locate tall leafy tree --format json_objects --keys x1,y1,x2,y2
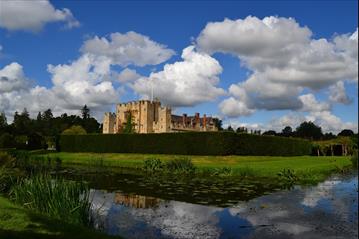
[
  {"x1": 263, "y1": 130, "x2": 277, "y2": 136},
  {"x1": 212, "y1": 118, "x2": 223, "y2": 131},
  {"x1": 0, "y1": 112, "x2": 7, "y2": 129},
  {"x1": 281, "y1": 126, "x2": 293, "y2": 137},
  {"x1": 226, "y1": 125, "x2": 234, "y2": 132},
  {"x1": 295, "y1": 121, "x2": 323, "y2": 140},
  {"x1": 338, "y1": 129, "x2": 354, "y2": 137},
  {"x1": 13, "y1": 108, "x2": 31, "y2": 135},
  {"x1": 81, "y1": 105, "x2": 90, "y2": 120}
]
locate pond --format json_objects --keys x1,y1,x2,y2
[{"x1": 59, "y1": 167, "x2": 358, "y2": 239}]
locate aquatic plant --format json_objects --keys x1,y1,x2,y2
[
  {"x1": 10, "y1": 174, "x2": 91, "y2": 226},
  {"x1": 165, "y1": 157, "x2": 195, "y2": 174},
  {"x1": 143, "y1": 158, "x2": 163, "y2": 172},
  {"x1": 210, "y1": 167, "x2": 233, "y2": 176},
  {"x1": 277, "y1": 169, "x2": 298, "y2": 189}
]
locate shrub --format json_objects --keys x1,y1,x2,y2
[
  {"x1": 143, "y1": 158, "x2": 163, "y2": 172},
  {"x1": 0, "y1": 133, "x2": 15, "y2": 148},
  {"x1": 277, "y1": 169, "x2": 298, "y2": 189},
  {"x1": 62, "y1": 125, "x2": 87, "y2": 135},
  {"x1": 209, "y1": 166, "x2": 232, "y2": 176},
  {"x1": 165, "y1": 157, "x2": 195, "y2": 174},
  {"x1": 59, "y1": 132, "x2": 312, "y2": 156}
]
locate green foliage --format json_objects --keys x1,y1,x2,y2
[
  {"x1": 232, "y1": 133, "x2": 312, "y2": 156},
  {"x1": 0, "y1": 151, "x2": 17, "y2": 193},
  {"x1": 59, "y1": 132, "x2": 312, "y2": 156},
  {"x1": 123, "y1": 113, "x2": 135, "y2": 134},
  {"x1": 296, "y1": 121, "x2": 323, "y2": 140},
  {"x1": 277, "y1": 169, "x2": 298, "y2": 188},
  {"x1": 0, "y1": 197, "x2": 117, "y2": 239},
  {"x1": 0, "y1": 132, "x2": 15, "y2": 148},
  {"x1": 0, "y1": 112, "x2": 7, "y2": 129},
  {"x1": 262, "y1": 130, "x2": 276, "y2": 136},
  {"x1": 5, "y1": 150, "x2": 62, "y2": 174},
  {"x1": 143, "y1": 158, "x2": 163, "y2": 172},
  {"x1": 10, "y1": 174, "x2": 91, "y2": 226},
  {"x1": 143, "y1": 157, "x2": 195, "y2": 174},
  {"x1": 165, "y1": 157, "x2": 195, "y2": 174},
  {"x1": 351, "y1": 149, "x2": 358, "y2": 169},
  {"x1": 209, "y1": 166, "x2": 232, "y2": 176},
  {"x1": 338, "y1": 129, "x2": 354, "y2": 137},
  {"x1": 62, "y1": 125, "x2": 87, "y2": 135},
  {"x1": 81, "y1": 105, "x2": 90, "y2": 120},
  {"x1": 281, "y1": 126, "x2": 293, "y2": 137},
  {"x1": 212, "y1": 118, "x2": 223, "y2": 131}
]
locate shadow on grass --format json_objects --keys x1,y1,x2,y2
[{"x1": 0, "y1": 199, "x2": 119, "y2": 239}]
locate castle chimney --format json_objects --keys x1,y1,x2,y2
[
  {"x1": 195, "y1": 113, "x2": 200, "y2": 128},
  {"x1": 182, "y1": 113, "x2": 187, "y2": 127},
  {"x1": 203, "y1": 114, "x2": 207, "y2": 130}
]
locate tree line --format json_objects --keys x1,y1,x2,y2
[
  {"x1": 222, "y1": 121, "x2": 356, "y2": 141},
  {"x1": 0, "y1": 105, "x2": 100, "y2": 149}
]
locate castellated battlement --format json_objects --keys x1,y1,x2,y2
[{"x1": 103, "y1": 100, "x2": 218, "y2": 134}]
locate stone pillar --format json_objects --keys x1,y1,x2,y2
[
  {"x1": 195, "y1": 113, "x2": 200, "y2": 129},
  {"x1": 182, "y1": 114, "x2": 187, "y2": 128}
]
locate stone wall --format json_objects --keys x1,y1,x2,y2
[{"x1": 103, "y1": 100, "x2": 218, "y2": 134}]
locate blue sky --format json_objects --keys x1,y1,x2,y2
[{"x1": 0, "y1": 0, "x2": 358, "y2": 133}]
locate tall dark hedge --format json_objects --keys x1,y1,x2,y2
[{"x1": 59, "y1": 132, "x2": 312, "y2": 156}]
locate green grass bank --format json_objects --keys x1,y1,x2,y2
[
  {"x1": 36, "y1": 152, "x2": 352, "y2": 183},
  {"x1": 0, "y1": 196, "x2": 119, "y2": 239}
]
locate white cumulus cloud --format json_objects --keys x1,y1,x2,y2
[
  {"x1": 0, "y1": 0, "x2": 80, "y2": 31},
  {"x1": 116, "y1": 68, "x2": 142, "y2": 83},
  {"x1": 132, "y1": 45, "x2": 225, "y2": 107},
  {"x1": 197, "y1": 16, "x2": 358, "y2": 116},
  {"x1": 0, "y1": 62, "x2": 30, "y2": 93},
  {"x1": 298, "y1": 94, "x2": 331, "y2": 112},
  {"x1": 329, "y1": 81, "x2": 352, "y2": 104},
  {"x1": 80, "y1": 31, "x2": 175, "y2": 67}
]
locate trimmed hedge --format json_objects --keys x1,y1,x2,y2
[{"x1": 59, "y1": 132, "x2": 312, "y2": 156}]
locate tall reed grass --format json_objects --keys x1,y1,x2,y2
[
  {"x1": 143, "y1": 157, "x2": 195, "y2": 174},
  {"x1": 10, "y1": 174, "x2": 91, "y2": 226}
]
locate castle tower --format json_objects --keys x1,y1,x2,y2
[{"x1": 103, "y1": 112, "x2": 116, "y2": 134}]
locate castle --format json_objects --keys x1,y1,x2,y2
[{"x1": 103, "y1": 100, "x2": 218, "y2": 134}]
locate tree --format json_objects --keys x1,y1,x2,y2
[
  {"x1": 123, "y1": 113, "x2": 135, "y2": 133},
  {"x1": 62, "y1": 125, "x2": 87, "y2": 135},
  {"x1": 226, "y1": 125, "x2": 234, "y2": 132},
  {"x1": 81, "y1": 105, "x2": 90, "y2": 120},
  {"x1": 295, "y1": 121, "x2": 323, "y2": 140},
  {"x1": 36, "y1": 112, "x2": 42, "y2": 121},
  {"x1": 13, "y1": 108, "x2": 31, "y2": 135},
  {"x1": 338, "y1": 129, "x2": 354, "y2": 137},
  {"x1": 0, "y1": 112, "x2": 7, "y2": 130},
  {"x1": 281, "y1": 126, "x2": 293, "y2": 137},
  {"x1": 212, "y1": 118, "x2": 223, "y2": 131},
  {"x1": 236, "y1": 127, "x2": 247, "y2": 133},
  {"x1": 42, "y1": 109, "x2": 53, "y2": 121},
  {"x1": 0, "y1": 133, "x2": 15, "y2": 148},
  {"x1": 262, "y1": 130, "x2": 277, "y2": 136},
  {"x1": 323, "y1": 132, "x2": 336, "y2": 140}
]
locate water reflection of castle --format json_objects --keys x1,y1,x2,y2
[{"x1": 114, "y1": 192, "x2": 161, "y2": 209}]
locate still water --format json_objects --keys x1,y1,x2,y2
[{"x1": 74, "y1": 170, "x2": 358, "y2": 239}]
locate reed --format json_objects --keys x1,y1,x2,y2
[
  {"x1": 165, "y1": 157, "x2": 195, "y2": 174},
  {"x1": 10, "y1": 174, "x2": 91, "y2": 226}
]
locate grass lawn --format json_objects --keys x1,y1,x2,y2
[
  {"x1": 36, "y1": 152, "x2": 353, "y2": 182},
  {"x1": 0, "y1": 196, "x2": 120, "y2": 239}
]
